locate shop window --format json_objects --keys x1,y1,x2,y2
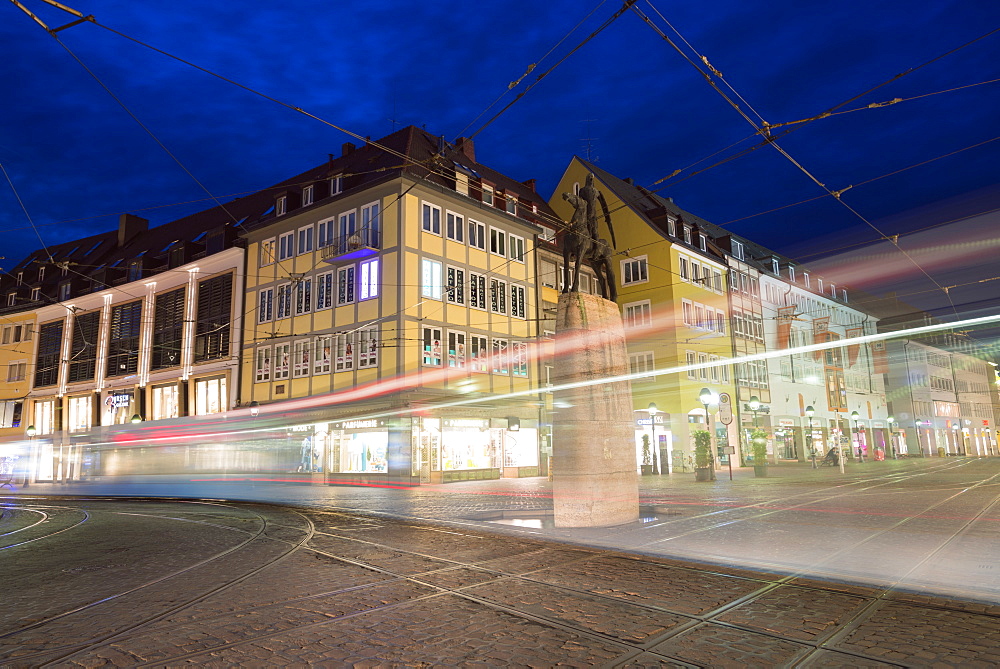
[
  {"x1": 314, "y1": 337, "x2": 332, "y2": 374},
  {"x1": 293, "y1": 339, "x2": 311, "y2": 377},
  {"x1": 255, "y1": 346, "x2": 272, "y2": 382},
  {"x1": 67, "y1": 395, "x2": 92, "y2": 432},
  {"x1": 194, "y1": 376, "x2": 227, "y2": 415},
  {"x1": 358, "y1": 326, "x2": 379, "y2": 368},
  {"x1": 511, "y1": 284, "x2": 526, "y2": 319},
  {"x1": 335, "y1": 332, "x2": 355, "y2": 371},
  {"x1": 274, "y1": 343, "x2": 290, "y2": 380},
  {"x1": 151, "y1": 384, "x2": 179, "y2": 420},
  {"x1": 422, "y1": 327, "x2": 442, "y2": 366},
  {"x1": 470, "y1": 335, "x2": 488, "y2": 373},
  {"x1": 448, "y1": 331, "x2": 466, "y2": 368}
]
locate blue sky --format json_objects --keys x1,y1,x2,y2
[{"x1": 2, "y1": 0, "x2": 998, "y2": 317}]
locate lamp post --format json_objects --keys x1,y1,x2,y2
[
  {"x1": 647, "y1": 402, "x2": 663, "y2": 475},
  {"x1": 915, "y1": 419, "x2": 928, "y2": 456},
  {"x1": 130, "y1": 414, "x2": 143, "y2": 424},
  {"x1": 748, "y1": 395, "x2": 761, "y2": 427},
  {"x1": 851, "y1": 411, "x2": 862, "y2": 462},
  {"x1": 806, "y1": 406, "x2": 816, "y2": 468},
  {"x1": 24, "y1": 425, "x2": 36, "y2": 488},
  {"x1": 699, "y1": 389, "x2": 717, "y2": 480},
  {"x1": 887, "y1": 416, "x2": 897, "y2": 459},
  {"x1": 249, "y1": 401, "x2": 260, "y2": 418}
]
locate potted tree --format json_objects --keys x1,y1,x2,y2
[
  {"x1": 751, "y1": 428, "x2": 768, "y2": 477},
  {"x1": 640, "y1": 434, "x2": 654, "y2": 476},
  {"x1": 693, "y1": 429, "x2": 714, "y2": 482}
]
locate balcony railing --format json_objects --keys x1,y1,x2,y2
[{"x1": 321, "y1": 228, "x2": 381, "y2": 262}]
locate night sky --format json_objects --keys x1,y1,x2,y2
[{"x1": 3, "y1": 0, "x2": 998, "y2": 322}]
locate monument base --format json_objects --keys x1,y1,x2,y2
[{"x1": 552, "y1": 292, "x2": 639, "y2": 527}]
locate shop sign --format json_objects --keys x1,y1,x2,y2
[
  {"x1": 635, "y1": 415, "x2": 665, "y2": 426},
  {"x1": 443, "y1": 418, "x2": 489, "y2": 429},
  {"x1": 336, "y1": 419, "x2": 384, "y2": 430},
  {"x1": 718, "y1": 393, "x2": 733, "y2": 425},
  {"x1": 105, "y1": 393, "x2": 132, "y2": 409},
  {"x1": 778, "y1": 418, "x2": 795, "y2": 427},
  {"x1": 871, "y1": 421, "x2": 885, "y2": 428}
]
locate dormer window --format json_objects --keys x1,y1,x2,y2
[
  {"x1": 302, "y1": 185, "x2": 314, "y2": 206},
  {"x1": 330, "y1": 175, "x2": 343, "y2": 196},
  {"x1": 505, "y1": 194, "x2": 517, "y2": 215},
  {"x1": 276, "y1": 196, "x2": 287, "y2": 217},
  {"x1": 841, "y1": 289, "x2": 848, "y2": 303},
  {"x1": 6, "y1": 293, "x2": 14, "y2": 306},
  {"x1": 38, "y1": 266, "x2": 45, "y2": 282},
  {"x1": 61, "y1": 265, "x2": 69, "y2": 277},
  {"x1": 15, "y1": 272, "x2": 22, "y2": 284},
  {"x1": 772, "y1": 258, "x2": 780, "y2": 274},
  {"x1": 31, "y1": 287, "x2": 40, "y2": 301},
  {"x1": 683, "y1": 226, "x2": 692, "y2": 244},
  {"x1": 667, "y1": 217, "x2": 676, "y2": 236},
  {"x1": 818, "y1": 278, "x2": 824, "y2": 292},
  {"x1": 787, "y1": 265, "x2": 796, "y2": 282},
  {"x1": 830, "y1": 283, "x2": 836, "y2": 298},
  {"x1": 803, "y1": 272, "x2": 810, "y2": 288},
  {"x1": 482, "y1": 184, "x2": 494, "y2": 206},
  {"x1": 58, "y1": 283, "x2": 71, "y2": 301},
  {"x1": 698, "y1": 233, "x2": 707, "y2": 251},
  {"x1": 732, "y1": 240, "x2": 744, "y2": 260}
]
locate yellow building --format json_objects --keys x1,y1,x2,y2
[
  {"x1": 241, "y1": 127, "x2": 553, "y2": 484},
  {"x1": 549, "y1": 158, "x2": 738, "y2": 472}
]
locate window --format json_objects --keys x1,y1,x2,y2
[
  {"x1": 667, "y1": 218, "x2": 676, "y2": 236},
  {"x1": 67, "y1": 311, "x2": 99, "y2": 383},
  {"x1": 152, "y1": 287, "x2": 185, "y2": 369},
  {"x1": 261, "y1": 238, "x2": 276, "y2": 265},
  {"x1": 278, "y1": 232, "x2": 294, "y2": 261},
  {"x1": 682, "y1": 299, "x2": 693, "y2": 326},
  {"x1": 511, "y1": 284, "x2": 526, "y2": 319},
  {"x1": 772, "y1": 258, "x2": 780, "y2": 274},
  {"x1": 732, "y1": 240, "x2": 745, "y2": 260},
  {"x1": 421, "y1": 259, "x2": 442, "y2": 299},
  {"x1": 540, "y1": 260, "x2": 558, "y2": 289},
  {"x1": 695, "y1": 304, "x2": 706, "y2": 329},
  {"x1": 683, "y1": 226, "x2": 692, "y2": 244},
  {"x1": 448, "y1": 331, "x2": 466, "y2": 368},
  {"x1": 691, "y1": 262, "x2": 700, "y2": 285},
  {"x1": 713, "y1": 270, "x2": 723, "y2": 292},
  {"x1": 32, "y1": 287, "x2": 42, "y2": 302},
  {"x1": 803, "y1": 273, "x2": 810, "y2": 288},
  {"x1": 698, "y1": 233, "x2": 707, "y2": 251},
  {"x1": 337, "y1": 266, "x2": 356, "y2": 305},
  {"x1": 482, "y1": 184, "x2": 494, "y2": 206},
  {"x1": 255, "y1": 346, "x2": 271, "y2": 382},
  {"x1": 274, "y1": 343, "x2": 290, "y2": 379},
  {"x1": 505, "y1": 194, "x2": 517, "y2": 215},
  {"x1": 15, "y1": 272, "x2": 22, "y2": 284},
  {"x1": 297, "y1": 227, "x2": 314, "y2": 255},
  {"x1": 38, "y1": 266, "x2": 45, "y2": 282},
  {"x1": 490, "y1": 279, "x2": 507, "y2": 314},
  {"x1": 470, "y1": 335, "x2": 488, "y2": 372},
  {"x1": 698, "y1": 353, "x2": 708, "y2": 380},
  {"x1": 359, "y1": 258, "x2": 379, "y2": 300},
  {"x1": 335, "y1": 333, "x2": 354, "y2": 371},
  {"x1": 276, "y1": 196, "x2": 287, "y2": 216},
  {"x1": 422, "y1": 202, "x2": 441, "y2": 234},
  {"x1": 276, "y1": 283, "x2": 292, "y2": 319},
  {"x1": 679, "y1": 257, "x2": 688, "y2": 281},
  {"x1": 623, "y1": 301, "x2": 651, "y2": 328},
  {"x1": 469, "y1": 219, "x2": 486, "y2": 250},
  {"x1": 358, "y1": 325, "x2": 379, "y2": 368},
  {"x1": 295, "y1": 278, "x2": 312, "y2": 314},
  {"x1": 6, "y1": 361, "x2": 26, "y2": 383},
  {"x1": 512, "y1": 341, "x2": 528, "y2": 377},
  {"x1": 509, "y1": 234, "x2": 525, "y2": 262},
  {"x1": 6, "y1": 294, "x2": 14, "y2": 307},
  {"x1": 710, "y1": 355, "x2": 720, "y2": 382},
  {"x1": 257, "y1": 288, "x2": 274, "y2": 323},
  {"x1": 469, "y1": 272, "x2": 487, "y2": 310},
  {"x1": 330, "y1": 175, "x2": 343, "y2": 195},
  {"x1": 622, "y1": 256, "x2": 648, "y2": 284},
  {"x1": 361, "y1": 201, "x2": 381, "y2": 247},
  {"x1": 422, "y1": 326, "x2": 442, "y2": 366},
  {"x1": 314, "y1": 336, "x2": 332, "y2": 374},
  {"x1": 788, "y1": 265, "x2": 796, "y2": 282},
  {"x1": 302, "y1": 185, "x2": 314, "y2": 206},
  {"x1": 339, "y1": 210, "x2": 357, "y2": 240},
  {"x1": 817, "y1": 279, "x2": 823, "y2": 293},
  {"x1": 629, "y1": 352, "x2": 655, "y2": 382},
  {"x1": 686, "y1": 351, "x2": 697, "y2": 379},
  {"x1": 316, "y1": 271, "x2": 333, "y2": 309},
  {"x1": 446, "y1": 266, "x2": 466, "y2": 304},
  {"x1": 492, "y1": 338, "x2": 509, "y2": 374},
  {"x1": 446, "y1": 211, "x2": 464, "y2": 242},
  {"x1": 35, "y1": 321, "x2": 63, "y2": 387},
  {"x1": 194, "y1": 273, "x2": 233, "y2": 363},
  {"x1": 107, "y1": 301, "x2": 142, "y2": 376},
  {"x1": 317, "y1": 219, "x2": 335, "y2": 249},
  {"x1": 490, "y1": 227, "x2": 507, "y2": 256}
]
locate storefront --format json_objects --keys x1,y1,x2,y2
[
  {"x1": 329, "y1": 418, "x2": 389, "y2": 474},
  {"x1": 634, "y1": 414, "x2": 669, "y2": 474},
  {"x1": 67, "y1": 394, "x2": 93, "y2": 433},
  {"x1": 412, "y1": 416, "x2": 537, "y2": 483},
  {"x1": 151, "y1": 383, "x2": 181, "y2": 420},
  {"x1": 103, "y1": 390, "x2": 138, "y2": 425},
  {"x1": 194, "y1": 375, "x2": 227, "y2": 415},
  {"x1": 774, "y1": 418, "x2": 798, "y2": 460}
]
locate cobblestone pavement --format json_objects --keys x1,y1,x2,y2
[{"x1": 2, "y1": 496, "x2": 999, "y2": 667}]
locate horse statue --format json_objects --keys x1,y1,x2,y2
[
  {"x1": 589, "y1": 237, "x2": 617, "y2": 301},
  {"x1": 560, "y1": 192, "x2": 592, "y2": 294}
]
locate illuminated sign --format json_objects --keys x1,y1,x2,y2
[
  {"x1": 337, "y1": 419, "x2": 383, "y2": 430},
  {"x1": 443, "y1": 419, "x2": 489, "y2": 429},
  {"x1": 105, "y1": 393, "x2": 132, "y2": 409}
]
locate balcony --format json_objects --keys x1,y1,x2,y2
[{"x1": 321, "y1": 229, "x2": 380, "y2": 263}]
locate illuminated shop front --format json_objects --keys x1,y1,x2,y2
[
  {"x1": 67, "y1": 395, "x2": 93, "y2": 433},
  {"x1": 151, "y1": 383, "x2": 180, "y2": 420},
  {"x1": 415, "y1": 417, "x2": 538, "y2": 483},
  {"x1": 194, "y1": 375, "x2": 227, "y2": 415},
  {"x1": 328, "y1": 419, "x2": 389, "y2": 474},
  {"x1": 103, "y1": 390, "x2": 137, "y2": 425}
]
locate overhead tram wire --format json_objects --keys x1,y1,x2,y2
[
  {"x1": 464, "y1": 0, "x2": 639, "y2": 142},
  {"x1": 455, "y1": 0, "x2": 611, "y2": 140},
  {"x1": 632, "y1": 2, "x2": 966, "y2": 321},
  {"x1": 1, "y1": 161, "x2": 54, "y2": 264}
]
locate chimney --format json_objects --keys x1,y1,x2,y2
[
  {"x1": 118, "y1": 213, "x2": 148, "y2": 248},
  {"x1": 521, "y1": 178, "x2": 536, "y2": 193},
  {"x1": 455, "y1": 137, "x2": 476, "y2": 162},
  {"x1": 341, "y1": 142, "x2": 356, "y2": 157},
  {"x1": 624, "y1": 177, "x2": 634, "y2": 185}
]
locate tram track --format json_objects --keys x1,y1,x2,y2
[{"x1": 0, "y1": 497, "x2": 315, "y2": 667}]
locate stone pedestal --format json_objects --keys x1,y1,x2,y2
[{"x1": 552, "y1": 292, "x2": 639, "y2": 527}]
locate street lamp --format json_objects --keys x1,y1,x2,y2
[
  {"x1": 887, "y1": 416, "x2": 897, "y2": 459},
  {"x1": 24, "y1": 425, "x2": 36, "y2": 488},
  {"x1": 130, "y1": 414, "x2": 143, "y2": 424},
  {"x1": 805, "y1": 405, "x2": 816, "y2": 468},
  {"x1": 748, "y1": 395, "x2": 761, "y2": 427},
  {"x1": 699, "y1": 389, "x2": 717, "y2": 481},
  {"x1": 249, "y1": 400, "x2": 260, "y2": 418},
  {"x1": 646, "y1": 402, "x2": 670, "y2": 474},
  {"x1": 26, "y1": 425, "x2": 36, "y2": 438},
  {"x1": 850, "y1": 411, "x2": 862, "y2": 462}
]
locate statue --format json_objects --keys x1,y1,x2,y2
[{"x1": 561, "y1": 173, "x2": 618, "y2": 301}]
